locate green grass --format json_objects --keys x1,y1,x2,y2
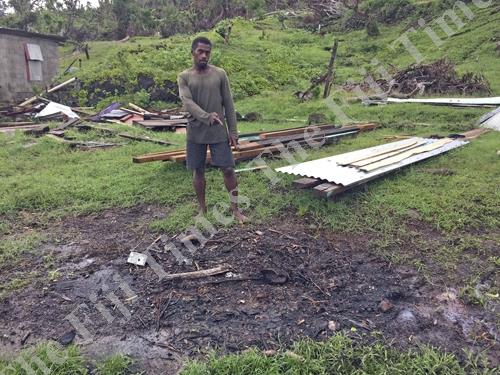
[
  {"x1": 181, "y1": 334, "x2": 494, "y2": 374},
  {"x1": 0, "y1": 231, "x2": 44, "y2": 267},
  {"x1": 0, "y1": 343, "x2": 133, "y2": 375},
  {"x1": 95, "y1": 355, "x2": 133, "y2": 375},
  {"x1": 2, "y1": 336, "x2": 493, "y2": 374}
]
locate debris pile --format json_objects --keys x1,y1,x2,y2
[
  {"x1": 0, "y1": 77, "x2": 187, "y2": 148},
  {"x1": 346, "y1": 59, "x2": 491, "y2": 98}
]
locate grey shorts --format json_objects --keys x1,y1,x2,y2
[{"x1": 186, "y1": 140, "x2": 235, "y2": 170}]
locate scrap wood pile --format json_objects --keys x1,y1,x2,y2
[
  {"x1": 278, "y1": 128, "x2": 488, "y2": 200},
  {"x1": 345, "y1": 59, "x2": 491, "y2": 99},
  {"x1": 132, "y1": 122, "x2": 378, "y2": 164},
  {"x1": 89, "y1": 102, "x2": 188, "y2": 132}
]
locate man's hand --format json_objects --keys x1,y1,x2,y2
[
  {"x1": 229, "y1": 134, "x2": 239, "y2": 149},
  {"x1": 209, "y1": 112, "x2": 223, "y2": 126}
]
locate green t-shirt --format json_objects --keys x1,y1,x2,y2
[{"x1": 178, "y1": 65, "x2": 237, "y2": 144}]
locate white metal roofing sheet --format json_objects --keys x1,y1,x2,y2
[
  {"x1": 387, "y1": 97, "x2": 500, "y2": 105},
  {"x1": 276, "y1": 138, "x2": 468, "y2": 186}
]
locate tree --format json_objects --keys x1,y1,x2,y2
[
  {"x1": 112, "y1": 0, "x2": 134, "y2": 39},
  {"x1": 0, "y1": 0, "x2": 8, "y2": 16},
  {"x1": 8, "y1": 0, "x2": 41, "y2": 30}
]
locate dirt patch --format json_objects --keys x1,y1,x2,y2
[{"x1": 0, "y1": 207, "x2": 498, "y2": 373}]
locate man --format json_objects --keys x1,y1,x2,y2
[{"x1": 178, "y1": 36, "x2": 247, "y2": 223}]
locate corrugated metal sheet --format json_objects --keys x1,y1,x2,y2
[
  {"x1": 478, "y1": 106, "x2": 500, "y2": 131},
  {"x1": 387, "y1": 97, "x2": 500, "y2": 106},
  {"x1": 276, "y1": 138, "x2": 468, "y2": 186}
]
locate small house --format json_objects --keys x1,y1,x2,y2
[{"x1": 0, "y1": 27, "x2": 65, "y2": 104}]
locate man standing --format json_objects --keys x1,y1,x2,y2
[{"x1": 178, "y1": 36, "x2": 247, "y2": 223}]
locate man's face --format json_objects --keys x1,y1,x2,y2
[{"x1": 192, "y1": 43, "x2": 211, "y2": 69}]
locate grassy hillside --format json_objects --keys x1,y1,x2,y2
[{"x1": 58, "y1": 3, "x2": 500, "y2": 109}]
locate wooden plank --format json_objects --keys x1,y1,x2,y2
[
  {"x1": 76, "y1": 124, "x2": 117, "y2": 135},
  {"x1": 134, "y1": 119, "x2": 188, "y2": 127},
  {"x1": 54, "y1": 118, "x2": 81, "y2": 131},
  {"x1": 461, "y1": 128, "x2": 489, "y2": 139},
  {"x1": 349, "y1": 141, "x2": 426, "y2": 167},
  {"x1": 48, "y1": 130, "x2": 66, "y2": 137},
  {"x1": 24, "y1": 125, "x2": 49, "y2": 136},
  {"x1": 118, "y1": 133, "x2": 174, "y2": 145},
  {"x1": 259, "y1": 123, "x2": 338, "y2": 139},
  {"x1": 235, "y1": 165, "x2": 268, "y2": 173},
  {"x1": 313, "y1": 183, "x2": 345, "y2": 199},
  {"x1": 360, "y1": 138, "x2": 454, "y2": 172},
  {"x1": 338, "y1": 138, "x2": 420, "y2": 166},
  {"x1": 47, "y1": 77, "x2": 77, "y2": 94},
  {"x1": 255, "y1": 126, "x2": 358, "y2": 147},
  {"x1": 161, "y1": 265, "x2": 231, "y2": 281},
  {"x1": 292, "y1": 177, "x2": 323, "y2": 189},
  {"x1": 351, "y1": 123, "x2": 378, "y2": 132},
  {"x1": 0, "y1": 124, "x2": 44, "y2": 132},
  {"x1": 0, "y1": 121, "x2": 34, "y2": 128},
  {"x1": 121, "y1": 107, "x2": 144, "y2": 116}
]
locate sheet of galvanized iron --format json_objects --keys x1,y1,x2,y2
[
  {"x1": 276, "y1": 138, "x2": 468, "y2": 186},
  {"x1": 387, "y1": 97, "x2": 500, "y2": 106}
]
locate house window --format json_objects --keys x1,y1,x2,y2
[{"x1": 24, "y1": 43, "x2": 44, "y2": 81}]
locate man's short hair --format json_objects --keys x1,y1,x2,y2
[{"x1": 191, "y1": 36, "x2": 212, "y2": 51}]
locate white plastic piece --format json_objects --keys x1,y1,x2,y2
[{"x1": 127, "y1": 251, "x2": 147, "y2": 266}]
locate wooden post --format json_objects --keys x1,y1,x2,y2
[{"x1": 323, "y1": 39, "x2": 339, "y2": 99}]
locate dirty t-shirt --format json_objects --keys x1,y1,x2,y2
[{"x1": 177, "y1": 65, "x2": 237, "y2": 144}]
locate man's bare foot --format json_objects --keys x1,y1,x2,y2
[
  {"x1": 199, "y1": 205, "x2": 207, "y2": 216},
  {"x1": 233, "y1": 210, "x2": 248, "y2": 224}
]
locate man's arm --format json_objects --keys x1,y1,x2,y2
[
  {"x1": 178, "y1": 74, "x2": 211, "y2": 125},
  {"x1": 221, "y1": 71, "x2": 237, "y2": 137}
]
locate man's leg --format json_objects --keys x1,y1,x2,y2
[
  {"x1": 210, "y1": 141, "x2": 247, "y2": 223},
  {"x1": 186, "y1": 141, "x2": 208, "y2": 215},
  {"x1": 193, "y1": 168, "x2": 207, "y2": 214},
  {"x1": 222, "y1": 167, "x2": 247, "y2": 223}
]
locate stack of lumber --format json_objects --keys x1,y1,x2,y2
[{"x1": 132, "y1": 123, "x2": 377, "y2": 164}]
